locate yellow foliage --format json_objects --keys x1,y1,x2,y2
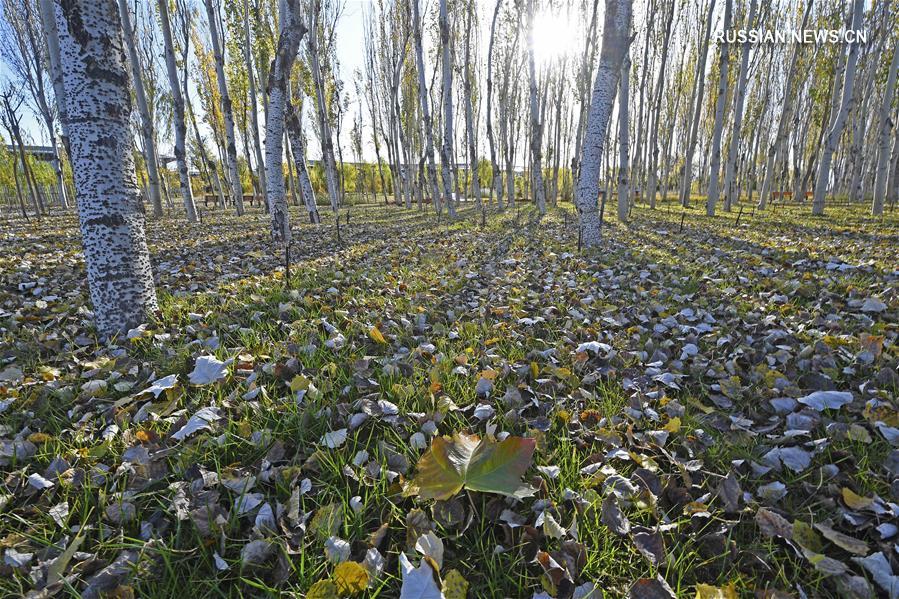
[
  {"x1": 333, "y1": 561, "x2": 369, "y2": 596},
  {"x1": 443, "y1": 569, "x2": 469, "y2": 599},
  {"x1": 306, "y1": 580, "x2": 339, "y2": 599}
]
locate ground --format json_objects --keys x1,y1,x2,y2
[{"x1": 0, "y1": 199, "x2": 897, "y2": 598}]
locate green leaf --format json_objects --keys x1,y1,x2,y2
[{"x1": 407, "y1": 433, "x2": 536, "y2": 501}]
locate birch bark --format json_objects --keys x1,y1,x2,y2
[
  {"x1": 265, "y1": 0, "x2": 306, "y2": 242},
  {"x1": 158, "y1": 0, "x2": 198, "y2": 222},
  {"x1": 203, "y1": 0, "x2": 245, "y2": 215},
  {"x1": 54, "y1": 0, "x2": 158, "y2": 337},
  {"x1": 705, "y1": 0, "x2": 732, "y2": 215},
  {"x1": 525, "y1": 0, "x2": 545, "y2": 213},
  {"x1": 117, "y1": 0, "x2": 163, "y2": 218},
  {"x1": 872, "y1": 38, "x2": 898, "y2": 215},
  {"x1": 813, "y1": 0, "x2": 864, "y2": 215},
  {"x1": 575, "y1": 0, "x2": 631, "y2": 247}
]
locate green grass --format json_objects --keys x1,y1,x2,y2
[{"x1": 0, "y1": 198, "x2": 896, "y2": 597}]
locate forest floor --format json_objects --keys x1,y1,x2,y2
[{"x1": 0, "y1": 199, "x2": 897, "y2": 598}]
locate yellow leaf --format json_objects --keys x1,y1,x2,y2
[
  {"x1": 695, "y1": 582, "x2": 737, "y2": 599},
  {"x1": 663, "y1": 417, "x2": 681, "y2": 433},
  {"x1": 479, "y1": 369, "x2": 499, "y2": 381},
  {"x1": 842, "y1": 488, "x2": 873, "y2": 510},
  {"x1": 369, "y1": 326, "x2": 387, "y2": 344},
  {"x1": 289, "y1": 375, "x2": 310, "y2": 393},
  {"x1": 443, "y1": 569, "x2": 469, "y2": 599},
  {"x1": 333, "y1": 561, "x2": 368, "y2": 596},
  {"x1": 306, "y1": 580, "x2": 339, "y2": 599}
]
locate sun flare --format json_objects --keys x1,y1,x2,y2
[{"x1": 531, "y1": 8, "x2": 580, "y2": 65}]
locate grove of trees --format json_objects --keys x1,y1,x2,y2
[{"x1": 0, "y1": 0, "x2": 897, "y2": 334}]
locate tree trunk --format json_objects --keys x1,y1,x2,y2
[
  {"x1": 722, "y1": 0, "x2": 756, "y2": 212},
  {"x1": 645, "y1": 0, "x2": 675, "y2": 210},
  {"x1": 813, "y1": 0, "x2": 864, "y2": 216},
  {"x1": 244, "y1": 0, "x2": 267, "y2": 202},
  {"x1": 439, "y1": 0, "x2": 456, "y2": 217},
  {"x1": 617, "y1": 51, "x2": 630, "y2": 222},
  {"x1": 525, "y1": 0, "x2": 545, "y2": 214},
  {"x1": 308, "y1": 1, "x2": 340, "y2": 214},
  {"x1": 678, "y1": 0, "x2": 715, "y2": 207},
  {"x1": 37, "y1": 0, "x2": 70, "y2": 161},
  {"x1": 118, "y1": 0, "x2": 163, "y2": 218},
  {"x1": 203, "y1": 0, "x2": 245, "y2": 215},
  {"x1": 266, "y1": 0, "x2": 306, "y2": 242},
  {"x1": 706, "y1": 0, "x2": 732, "y2": 216},
  {"x1": 872, "y1": 38, "x2": 899, "y2": 215},
  {"x1": 410, "y1": 0, "x2": 443, "y2": 213},
  {"x1": 462, "y1": 0, "x2": 480, "y2": 207},
  {"x1": 575, "y1": 0, "x2": 631, "y2": 247},
  {"x1": 55, "y1": 0, "x2": 158, "y2": 337},
  {"x1": 158, "y1": 0, "x2": 198, "y2": 222},
  {"x1": 486, "y1": 0, "x2": 503, "y2": 210},
  {"x1": 286, "y1": 91, "x2": 321, "y2": 224}
]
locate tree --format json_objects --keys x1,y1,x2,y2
[
  {"x1": 158, "y1": 0, "x2": 199, "y2": 222},
  {"x1": 813, "y1": 0, "x2": 864, "y2": 216},
  {"x1": 410, "y1": 0, "x2": 443, "y2": 213},
  {"x1": 616, "y1": 50, "x2": 630, "y2": 222},
  {"x1": 524, "y1": 0, "x2": 545, "y2": 214},
  {"x1": 872, "y1": 35, "x2": 898, "y2": 216},
  {"x1": 758, "y1": 0, "x2": 812, "y2": 211},
  {"x1": 461, "y1": 0, "x2": 480, "y2": 207},
  {"x1": 485, "y1": 0, "x2": 504, "y2": 209},
  {"x1": 705, "y1": 0, "x2": 732, "y2": 216},
  {"x1": 1, "y1": 0, "x2": 69, "y2": 210},
  {"x1": 203, "y1": 0, "x2": 245, "y2": 215},
  {"x1": 242, "y1": 0, "x2": 267, "y2": 202},
  {"x1": 678, "y1": 0, "x2": 715, "y2": 208},
  {"x1": 266, "y1": 0, "x2": 306, "y2": 243},
  {"x1": 721, "y1": 0, "x2": 756, "y2": 212},
  {"x1": 52, "y1": 0, "x2": 158, "y2": 337},
  {"x1": 438, "y1": 0, "x2": 456, "y2": 217},
  {"x1": 575, "y1": 0, "x2": 631, "y2": 248},
  {"x1": 117, "y1": 0, "x2": 164, "y2": 218},
  {"x1": 307, "y1": 0, "x2": 340, "y2": 214}
]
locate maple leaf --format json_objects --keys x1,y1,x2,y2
[{"x1": 406, "y1": 433, "x2": 536, "y2": 500}]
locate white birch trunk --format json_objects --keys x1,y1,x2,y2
[
  {"x1": 286, "y1": 92, "x2": 321, "y2": 224},
  {"x1": 872, "y1": 39, "x2": 899, "y2": 216},
  {"x1": 706, "y1": 0, "x2": 732, "y2": 216},
  {"x1": 439, "y1": 0, "x2": 456, "y2": 217},
  {"x1": 243, "y1": 0, "x2": 267, "y2": 201},
  {"x1": 410, "y1": 0, "x2": 444, "y2": 212},
  {"x1": 525, "y1": 0, "x2": 545, "y2": 214},
  {"x1": 678, "y1": 0, "x2": 715, "y2": 207},
  {"x1": 308, "y1": 2, "x2": 339, "y2": 213},
  {"x1": 158, "y1": 0, "x2": 198, "y2": 222},
  {"x1": 117, "y1": 0, "x2": 163, "y2": 218},
  {"x1": 722, "y1": 0, "x2": 755, "y2": 212},
  {"x1": 38, "y1": 0, "x2": 69, "y2": 159},
  {"x1": 204, "y1": 0, "x2": 245, "y2": 215},
  {"x1": 645, "y1": 0, "x2": 674, "y2": 210},
  {"x1": 266, "y1": 0, "x2": 306, "y2": 242},
  {"x1": 575, "y1": 0, "x2": 631, "y2": 247},
  {"x1": 617, "y1": 51, "x2": 630, "y2": 222},
  {"x1": 813, "y1": 0, "x2": 864, "y2": 216},
  {"x1": 486, "y1": 0, "x2": 503, "y2": 209},
  {"x1": 462, "y1": 0, "x2": 480, "y2": 206},
  {"x1": 54, "y1": 0, "x2": 158, "y2": 337}
]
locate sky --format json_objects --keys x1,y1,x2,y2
[{"x1": 1, "y1": 0, "x2": 589, "y2": 164}]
